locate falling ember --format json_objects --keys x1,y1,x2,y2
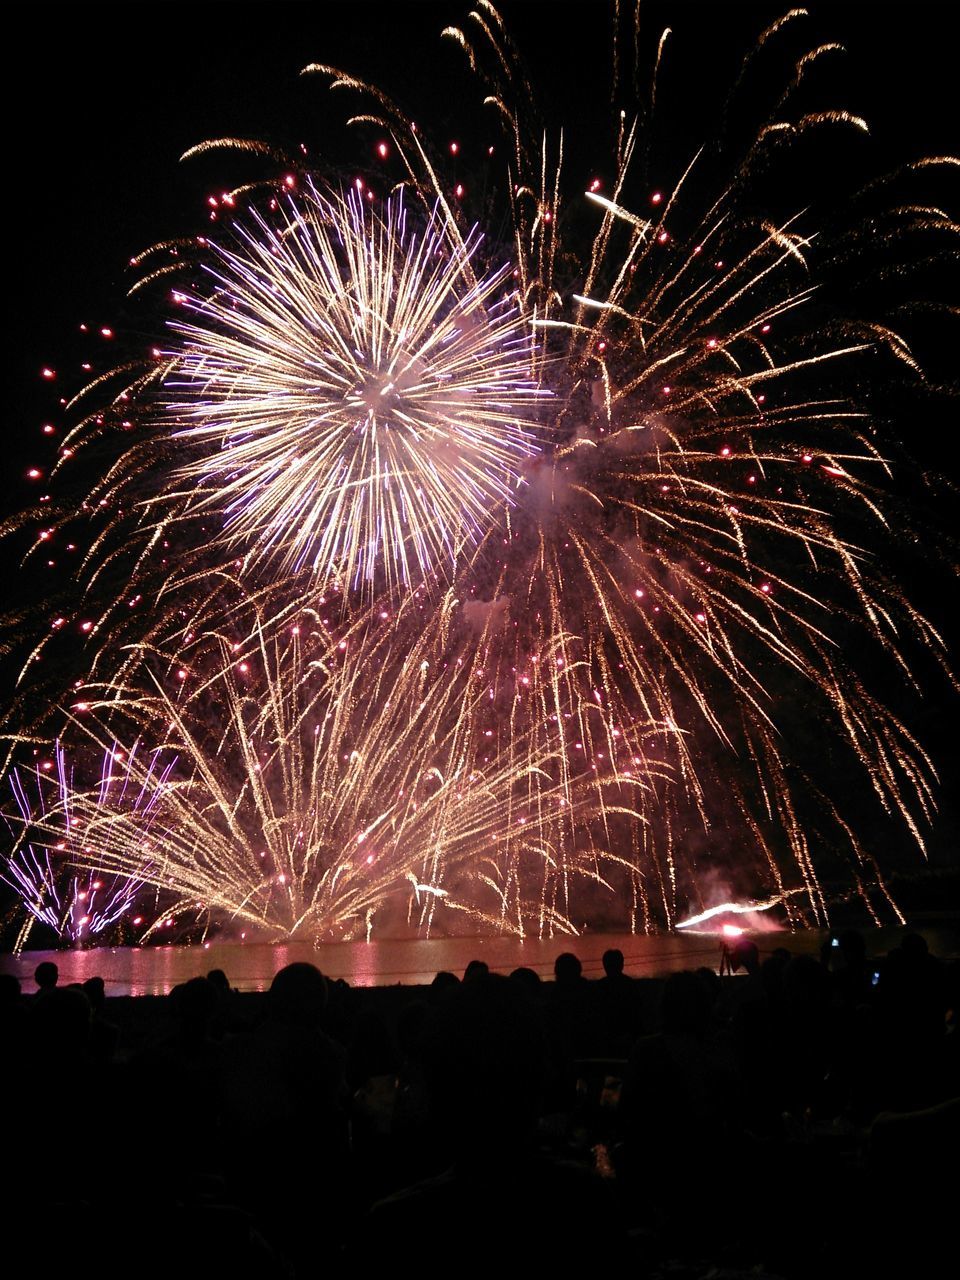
[
  {"x1": 37, "y1": 613, "x2": 634, "y2": 941},
  {"x1": 1, "y1": 742, "x2": 169, "y2": 943},
  {"x1": 1, "y1": 4, "x2": 950, "y2": 942}
]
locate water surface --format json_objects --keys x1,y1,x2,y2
[{"x1": 4, "y1": 920, "x2": 956, "y2": 995}]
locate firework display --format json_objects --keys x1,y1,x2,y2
[
  {"x1": 13, "y1": 610, "x2": 643, "y2": 940},
  {"x1": 165, "y1": 183, "x2": 544, "y2": 592},
  {"x1": 2, "y1": 4, "x2": 955, "y2": 945},
  {"x1": 1, "y1": 743, "x2": 168, "y2": 947}
]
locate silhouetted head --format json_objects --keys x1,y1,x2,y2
[
  {"x1": 602, "y1": 948, "x2": 625, "y2": 978},
  {"x1": 82, "y1": 976, "x2": 106, "y2": 1012},
  {"x1": 432, "y1": 970, "x2": 460, "y2": 992},
  {"x1": 268, "y1": 962, "x2": 328, "y2": 1027},
  {"x1": 32, "y1": 986, "x2": 91, "y2": 1055},
  {"x1": 207, "y1": 968, "x2": 230, "y2": 992},
  {"x1": 837, "y1": 930, "x2": 866, "y2": 967},
  {"x1": 901, "y1": 932, "x2": 929, "y2": 960},
  {"x1": 729, "y1": 939, "x2": 760, "y2": 975},
  {"x1": 463, "y1": 959, "x2": 490, "y2": 983},
  {"x1": 0, "y1": 973, "x2": 21, "y2": 1005},
  {"x1": 762, "y1": 950, "x2": 789, "y2": 996},
  {"x1": 173, "y1": 976, "x2": 218, "y2": 1036},
  {"x1": 422, "y1": 974, "x2": 545, "y2": 1152},
  {"x1": 509, "y1": 966, "x2": 542, "y2": 994},
  {"x1": 554, "y1": 952, "x2": 582, "y2": 984},
  {"x1": 34, "y1": 961, "x2": 58, "y2": 991},
  {"x1": 782, "y1": 953, "x2": 830, "y2": 1006},
  {"x1": 660, "y1": 970, "x2": 711, "y2": 1037}
]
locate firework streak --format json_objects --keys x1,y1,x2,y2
[
  {"x1": 15, "y1": 612, "x2": 641, "y2": 939},
  {"x1": 2, "y1": 743, "x2": 169, "y2": 944},
  {"x1": 3, "y1": 4, "x2": 956, "y2": 940},
  {"x1": 165, "y1": 184, "x2": 544, "y2": 592}
]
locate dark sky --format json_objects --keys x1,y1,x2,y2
[
  {"x1": 11, "y1": 1, "x2": 958, "y2": 480},
  {"x1": 5, "y1": 1, "x2": 959, "y2": 886}
]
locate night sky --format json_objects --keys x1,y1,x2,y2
[
  {"x1": 11, "y1": 3, "x2": 958, "y2": 503},
  {"x1": 13, "y1": 3, "x2": 958, "y2": 454},
  {"x1": 5, "y1": 1, "x2": 960, "y2": 921},
  {"x1": 13, "y1": 1, "x2": 958, "y2": 454}
]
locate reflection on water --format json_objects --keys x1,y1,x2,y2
[{"x1": 2, "y1": 922, "x2": 956, "y2": 996}]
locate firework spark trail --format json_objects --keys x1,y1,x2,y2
[
  {"x1": 49, "y1": 604, "x2": 647, "y2": 940},
  {"x1": 3, "y1": 5, "x2": 956, "y2": 941},
  {"x1": 162, "y1": 182, "x2": 545, "y2": 593},
  {"x1": 674, "y1": 892, "x2": 804, "y2": 930},
  {"x1": 1, "y1": 742, "x2": 168, "y2": 943},
  {"x1": 382, "y1": 4, "x2": 953, "y2": 927}
]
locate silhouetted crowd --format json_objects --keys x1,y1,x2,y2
[{"x1": 1, "y1": 931, "x2": 957, "y2": 1279}]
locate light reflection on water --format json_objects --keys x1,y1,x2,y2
[{"x1": 2, "y1": 922, "x2": 956, "y2": 996}]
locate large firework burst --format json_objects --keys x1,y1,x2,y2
[
  {"x1": 3, "y1": 3, "x2": 956, "y2": 942},
  {"x1": 164, "y1": 182, "x2": 544, "y2": 592}
]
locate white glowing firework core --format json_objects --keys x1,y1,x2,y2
[{"x1": 166, "y1": 183, "x2": 545, "y2": 589}]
